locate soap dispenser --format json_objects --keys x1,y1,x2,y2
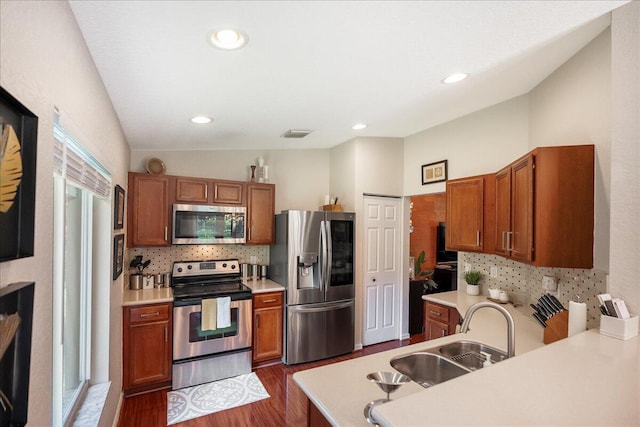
[{"x1": 481, "y1": 351, "x2": 493, "y2": 367}]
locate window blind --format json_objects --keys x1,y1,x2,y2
[{"x1": 53, "y1": 109, "x2": 112, "y2": 198}]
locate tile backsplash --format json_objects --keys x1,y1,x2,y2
[
  {"x1": 460, "y1": 252, "x2": 607, "y2": 329},
  {"x1": 125, "y1": 245, "x2": 270, "y2": 285}
]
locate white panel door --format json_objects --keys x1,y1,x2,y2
[{"x1": 363, "y1": 196, "x2": 402, "y2": 346}]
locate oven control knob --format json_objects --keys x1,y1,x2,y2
[
  {"x1": 222, "y1": 263, "x2": 227, "y2": 268},
  {"x1": 187, "y1": 265, "x2": 192, "y2": 270},
  {"x1": 177, "y1": 267, "x2": 183, "y2": 273},
  {"x1": 231, "y1": 264, "x2": 236, "y2": 269}
]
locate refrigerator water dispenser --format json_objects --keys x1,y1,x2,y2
[{"x1": 298, "y1": 253, "x2": 318, "y2": 289}]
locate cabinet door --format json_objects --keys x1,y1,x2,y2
[
  {"x1": 426, "y1": 319, "x2": 449, "y2": 340},
  {"x1": 212, "y1": 181, "x2": 244, "y2": 205},
  {"x1": 494, "y1": 166, "x2": 511, "y2": 256},
  {"x1": 446, "y1": 177, "x2": 484, "y2": 251},
  {"x1": 246, "y1": 183, "x2": 275, "y2": 245},
  {"x1": 253, "y1": 306, "x2": 283, "y2": 362},
  {"x1": 510, "y1": 154, "x2": 534, "y2": 262},
  {"x1": 175, "y1": 177, "x2": 209, "y2": 203},
  {"x1": 123, "y1": 304, "x2": 172, "y2": 394},
  {"x1": 128, "y1": 173, "x2": 171, "y2": 247}
]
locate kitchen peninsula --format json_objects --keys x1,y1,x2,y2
[{"x1": 293, "y1": 291, "x2": 640, "y2": 426}]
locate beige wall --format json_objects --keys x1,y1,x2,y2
[
  {"x1": 130, "y1": 149, "x2": 330, "y2": 214},
  {"x1": 403, "y1": 95, "x2": 530, "y2": 196},
  {"x1": 529, "y1": 28, "x2": 612, "y2": 272},
  {"x1": 0, "y1": 1, "x2": 130, "y2": 425},
  {"x1": 610, "y1": 1, "x2": 640, "y2": 315}
]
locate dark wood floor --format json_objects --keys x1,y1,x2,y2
[{"x1": 117, "y1": 335, "x2": 426, "y2": 427}]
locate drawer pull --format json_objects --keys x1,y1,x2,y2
[
  {"x1": 140, "y1": 311, "x2": 160, "y2": 318},
  {"x1": 261, "y1": 299, "x2": 277, "y2": 303},
  {"x1": 429, "y1": 310, "x2": 441, "y2": 316}
]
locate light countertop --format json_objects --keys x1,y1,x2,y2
[
  {"x1": 293, "y1": 290, "x2": 640, "y2": 426},
  {"x1": 243, "y1": 279, "x2": 285, "y2": 294},
  {"x1": 122, "y1": 279, "x2": 284, "y2": 306},
  {"x1": 122, "y1": 287, "x2": 173, "y2": 306}
]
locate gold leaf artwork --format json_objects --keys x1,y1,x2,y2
[{"x1": 0, "y1": 124, "x2": 23, "y2": 213}]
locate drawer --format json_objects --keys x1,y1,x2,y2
[
  {"x1": 425, "y1": 302, "x2": 450, "y2": 322},
  {"x1": 253, "y1": 292, "x2": 283, "y2": 309},
  {"x1": 127, "y1": 303, "x2": 170, "y2": 324}
]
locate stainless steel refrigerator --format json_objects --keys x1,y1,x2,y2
[{"x1": 270, "y1": 210, "x2": 355, "y2": 365}]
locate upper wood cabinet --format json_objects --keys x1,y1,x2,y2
[
  {"x1": 445, "y1": 174, "x2": 495, "y2": 253},
  {"x1": 495, "y1": 145, "x2": 594, "y2": 268},
  {"x1": 495, "y1": 154, "x2": 534, "y2": 262},
  {"x1": 174, "y1": 177, "x2": 244, "y2": 205},
  {"x1": 246, "y1": 183, "x2": 275, "y2": 245},
  {"x1": 127, "y1": 172, "x2": 171, "y2": 247}
]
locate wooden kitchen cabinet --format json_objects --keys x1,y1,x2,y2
[
  {"x1": 445, "y1": 174, "x2": 495, "y2": 253},
  {"x1": 494, "y1": 145, "x2": 594, "y2": 268},
  {"x1": 423, "y1": 301, "x2": 460, "y2": 340},
  {"x1": 123, "y1": 302, "x2": 172, "y2": 395},
  {"x1": 246, "y1": 183, "x2": 275, "y2": 245},
  {"x1": 252, "y1": 291, "x2": 283, "y2": 365},
  {"x1": 127, "y1": 172, "x2": 171, "y2": 247},
  {"x1": 174, "y1": 176, "x2": 244, "y2": 205}
]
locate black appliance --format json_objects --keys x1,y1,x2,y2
[{"x1": 436, "y1": 222, "x2": 457, "y2": 264}]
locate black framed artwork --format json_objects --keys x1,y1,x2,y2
[
  {"x1": 113, "y1": 234, "x2": 124, "y2": 280},
  {"x1": 0, "y1": 86, "x2": 38, "y2": 262},
  {"x1": 421, "y1": 160, "x2": 448, "y2": 185},
  {"x1": 114, "y1": 184, "x2": 125, "y2": 229}
]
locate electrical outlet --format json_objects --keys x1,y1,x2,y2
[
  {"x1": 542, "y1": 275, "x2": 557, "y2": 292},
  {"x1": 490, "y1": 266, "x2": 498, "y2": 278},
  {"x1": 464, "y1": 263, "x2": 471, "y2": 273}
]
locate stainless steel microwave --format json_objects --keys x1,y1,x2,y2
[{"x1": 172, "y1": 204, "x2": 246, "y2": 244}]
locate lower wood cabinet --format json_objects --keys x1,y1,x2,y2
[
  {"x1": 123, "y1": 302, "x2": 172, "y2": 395},
  {"x1": 307, "y1": 398, "x2": 332, "y2": 427},
  {"x1": 423, "y1": 301, "x2": 460, "y2": 340},
  {"x1": 252, "y1": 291, "x2": 283, "y2": 364}
]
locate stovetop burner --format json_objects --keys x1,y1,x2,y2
[{"x1": 171, "y1": 259, "x2": 251, "y2": 301}]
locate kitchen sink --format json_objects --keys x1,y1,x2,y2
[
  {"x1": 389, "y1": 340, "x2": 509, "y2": 388},
  {"x1": 437, "y1": 340, "x2": 508, "y2": 371},
  {"x1": 390, "y1": 352, "x2": 471, "y2": 388}
]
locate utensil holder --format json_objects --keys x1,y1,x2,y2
[{"x1": 600, "y1": 314, "x2": 639, "y2": 340}]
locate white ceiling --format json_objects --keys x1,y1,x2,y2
[{"x1": 69, "y1": 1, "x2": 627, "y2": 151}]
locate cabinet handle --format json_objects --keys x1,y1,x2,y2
[
  {"x1": 164, "y1": 226, "x2": 168, "y2": 241},
  {"x1": 140, "y1": 311, "x2": 160, "y2": 318},
  {"x1": 441, "y1": 329, "x2": 446, "y2": 337},
  {"x1": 248, "y1": 228, "x2": 251, "y2": 241},
  {"x1": 476, "y1": 230, "x2": 480, "y2": 247},
  {"x1": 507, "y1": 231, "x2": 513, "y2": 251},
  {"x1": 502, "y1": 232, "x2": 506, "y2": 250},
  {"x1": 214, "y1": 186, "x2": 218, "y2": 200},
  {"x1": 429, "y1": 310, "x2": 441, "y2": 316},
  {"x1": 261, "y1": 299, "x2": 277, "y2": 303},
  {"x1": 205, "y1": 186, "x2": 208, "y2": 198}
]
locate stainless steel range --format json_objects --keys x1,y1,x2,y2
[{"x1": 171, "y1": 259, "x2": 253, "y2": 390}]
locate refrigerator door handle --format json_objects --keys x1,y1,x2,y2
[
  {"x1": 288, "y1": 300, "x2": 353, "y2": 313},
  {"x1": 325, "y1": 219, "x2": 332, "y2": 291},
  {"x1": 320, "y1": 220, "x2": 327, "y2": 290}
]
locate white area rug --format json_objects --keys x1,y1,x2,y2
[{"x1": 167, "y1": 373, "x2": 270, "y2": 425}]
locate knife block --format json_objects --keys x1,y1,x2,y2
[{"x1": 543, "y1": 311, "x2": 569, "y2": 344}]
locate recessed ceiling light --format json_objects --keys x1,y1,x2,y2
[
  {"x1": 210, "y1": 28, "x2": 248, "y2": 50},
  {"x1": 190, "y1": 116, "x2": 213, "y2": 124},
  {"x1": 352, "y1": 123, "x2": 367, "y2": 130},
  {"x1": 442, "y1": 73, "x2": 469, "y2": 84}
]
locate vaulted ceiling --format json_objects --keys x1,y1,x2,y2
[{"x1": 69, "y1": 1, "x2": 627, "y2": 151}]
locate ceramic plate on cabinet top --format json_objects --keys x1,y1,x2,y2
[{"x1": 146, "y1": 157, "x2": 166, "y2": 174}]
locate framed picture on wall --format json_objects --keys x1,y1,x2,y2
[
  {"x1": 0, "y1": 86, "x2": 38, "y2": 262},
  {"x1": 114, "y1": 184, "x2": 125, "y2": 229},
  {"x1": 421, "y1": 160, "x2": 448, "y2": 185},
  {"x1": 113, "y1": 234, "x2": 124, "y2": 280}
]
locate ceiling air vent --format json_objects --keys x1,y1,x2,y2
[{"x1": 281, "y1": 129, "x2": 312, "y2": 138}]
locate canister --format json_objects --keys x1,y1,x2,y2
[
  {"x1": 154, "y1": 273, "x2": 165, "y2": 288},
  {"x1": 241, "y1": 263, "x2": 249, "y2": 279},
  {"x1": 260, "y1": 265, "x2": 268, "y2": 280},
  {"x1": 142, "y1": 274, "x2": 154, "y2": 289},
  {"x1": 250, "y1": 264, "x2": 259, "y2": 280},
  {"x1": 129, "y1": 274, "x2": 143, "y2": 290}
]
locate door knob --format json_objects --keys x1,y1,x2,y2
[{"x1": 372, "y1": 278, "x2": 376, "y2": 282}]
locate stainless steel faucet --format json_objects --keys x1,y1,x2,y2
[{"x1": 459, "y1": 301, "x2": 516, "y2": 358}]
